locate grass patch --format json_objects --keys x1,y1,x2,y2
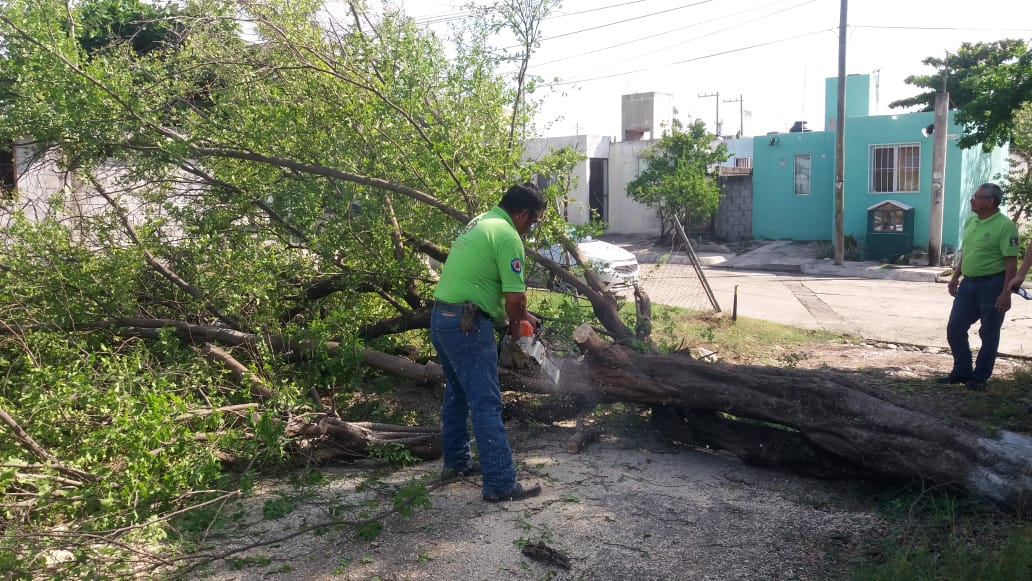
[
  {"x1": 529, "y1": 288, "x2": 855, "y2": 364},
  {"x1": 959, "y1": 368, "x2": 1032, "y2": 434},
  {"x1": 649, "y1": 309, "x2": 857, "y2": 364},
  {"x1": 853, "y1": 488, "x2": 1032, "y2": 581}
]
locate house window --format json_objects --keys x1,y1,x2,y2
[
  {"x1": 870, "y1": 143, "x2": 920, "y2": 193},
  {"x1": 735, "y1": 156, "x2": 752, "y2": 168},
  {"x1": 636, "y1": 157, "x2": 649, "y2": 177},
  {"x1": 0, "y1": 142, "x2": 15, "y2": 198},
  {"x1": 793, "y1": 153, "x2": 810, "y2": 195}
]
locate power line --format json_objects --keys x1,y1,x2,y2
[
  {"x1": 536, "y1": 0, "x2": 817, "y2": 74},
  {"x1": 542, "y1": 0, "x2": 715, "y2": 42},
  {"x1": 543, "y1": 29, "x2": 830, "y2": 87},
  {"x1": 533, "y1": 0, "x2": 811, "y2": 67},
  {"x1": 852, "y1": 25, "x2": 1032, "y2": 32},
  {"x1": 409, "y1": 0, "x2": 662, "y2": 27},
  {"x1": 669, "y1": 29, "x2": 829, "y2": 64},
  {"x1": 550, "y1": 0, "x2": 655, "y2": 19}
]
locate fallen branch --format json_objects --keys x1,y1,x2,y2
[
  {"x1": 0, "y1": 407, "x2": 98, "y2": 483},
  {"x1": 173, "y1": 404, "x2": 260, "y2": 423},
  {"x1": 200, "y1": 343, "x2": 277, "y2": 402}
]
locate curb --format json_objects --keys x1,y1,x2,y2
[{"x1": 630, "y1": 250, "x2": 947, "y2": 282}]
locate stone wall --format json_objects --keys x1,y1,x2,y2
[{"x1": 714, "y1": 174, "x2": 752, "y2": 241}]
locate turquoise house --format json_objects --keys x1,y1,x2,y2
[{"x1": 751, "y1": 74, "x2": 1009, "y2": 256}]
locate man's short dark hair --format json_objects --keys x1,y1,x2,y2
[
  {"x1": 978, "y1": 183, "x2": 1004, "y2": 207},
  {"x1": 499, "y1": 182, "x2": 547, "y2": 216}
]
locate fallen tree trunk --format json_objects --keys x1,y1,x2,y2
[{"x1": 560, "y1": 324, "x2": 1032, "y2": 511}]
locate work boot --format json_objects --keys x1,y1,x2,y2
[
  {"x1": 935, "y1": 374, "x2": 969, "y2": 385},
  {"x1": 440, "y1": 462, "x2": 481, "y2": 481},
  {"x1": 483, "y1": 482, "x2": 542, "y2": 503},
  {"x1": 965, "y1": 379, "x2": 988, "y2": 392}
]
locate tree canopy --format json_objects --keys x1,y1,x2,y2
[
  {"x1": 889, "y1": 39, "x2": 1028, "y2": 112},
  {"x1": 890, "y1": 39, "x2": 1032, "y2": 150},
  {"x1": 1000, "y1": 102, "x2": 1032, "y2": 223},
  {"x1": 954, "y1": 44, "x2": 1032, "y2": 149},
  {"x1": 626, "y1": 119, "x2": 728, "y2": 239},
  {"x1": 0, "y1": 1, "x2": 632, "y2": 575}
]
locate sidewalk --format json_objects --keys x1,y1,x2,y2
[{"x1": 600, "y1": 235, "x2": 952, "y2": 283}]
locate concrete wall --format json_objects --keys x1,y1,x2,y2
[
  {"x1": 0, "y1": 142, "x2": 195, "y2": 244},
  {"x1": 838, "y1": 109, "x2": 1009, "y2": 250},
  {"x1": 1, "y1": 142, "x2": 75, "y2": 230},
  {"x1": 522, "y1": 135, "x2": 612, "y2": 225},
  {"x1": 620, "y1": 92, "x2": 674, "y2": 141},
  {"x1": 958, "y1": 141, "x2": 1011, "y2": 248},
  {"x1": 824, "y1": 74, "x2": 873, "y2": 130},
  {"x1": 607, "y1": 140, "x2": 661, "y2": 234},
  {"x1": 752, "y1": 130, "x2": 835, "y2": 240},
  {"x1": 714, "y1": 174, "x2": 752, "y2": 241},
  {"x1": 841, "y1": 111, "x2": 934, "y2": 249}
]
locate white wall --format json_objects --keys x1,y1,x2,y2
[
  {"x1": 523, "y1": 135, "x2": 665, "y2": 235},
  {"x1": 522, "y1": 135, "x2": 612, "y2": 225},
  {"x1": 606, "y1": 140, "x2": 661, "y2": 235},
  {"x1": 0, "y1": 141, "x2": 72, "y2": 229},
  {"x1": 1, "y1": 142, "x2": 194, "y2": 244}
]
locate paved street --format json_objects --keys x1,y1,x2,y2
[{"x1": 639, "y1": 264, "x2": 1032, "y2": 358}]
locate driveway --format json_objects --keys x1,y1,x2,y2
[{"x1": 638, "y1": 263, "x2": 1032, "y2": 359}]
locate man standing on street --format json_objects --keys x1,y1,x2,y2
[
  {"x1": 940, "y1": 183, "x2": 1019, "y2": 391},
  {"x1": 430, "y1": 182, "x2": 546, "y2": 502}
]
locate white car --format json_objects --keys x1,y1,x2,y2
[{"x1": 537, "y1": 236, "x2": 640, "y2": 293}]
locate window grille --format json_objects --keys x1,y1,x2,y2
[
  {"x1": 870, "y1": 143, "x2": 920, "y2": 193},
  {"x1": 794, "y1": 153, "x2": 810, "y2": 195}
]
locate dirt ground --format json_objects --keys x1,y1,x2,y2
[{"x1": 186, "y1": 342, "x2": 1026, "y2": 581}]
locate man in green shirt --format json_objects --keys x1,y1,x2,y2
[
  {"x1": 940, "y1": 183, "x2": 1019, "y2": 391},
  {"x1": 431, "y1": 182, "x2": 546, "y2": 502}
]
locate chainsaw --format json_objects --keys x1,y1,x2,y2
[{"x1": 499, "y1": 319, "x2": 562, "y2": 387}]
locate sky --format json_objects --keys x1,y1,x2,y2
[{"x1": 381, "y1": 0, "x2": 1032, "y2": 140}]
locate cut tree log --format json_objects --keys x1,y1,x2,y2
[
  {"x1": 563, "y1": 324, "x2": 1032, "y2": 511},
  {"x1": 284, "y1": 415, "x2": 441, "y2": 464}
]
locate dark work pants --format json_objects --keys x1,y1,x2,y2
[
  {"x1": 430, "y1": 306, "x2": 517, "y2": 497},
  {"x1": 946, "y1": 274, "x2": 1007, "y2": 381}
]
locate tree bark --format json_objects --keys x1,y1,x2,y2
[
  {"x1": 284, "y1": 415, "x2": 441, "y2": 464},
  {"x1": 565, "y1": 324, "x2": 1032, "y2": 511}
]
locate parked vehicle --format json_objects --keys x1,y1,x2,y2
[{"x1": 536, "y1": 236, "x2": 640, "y2": 293}]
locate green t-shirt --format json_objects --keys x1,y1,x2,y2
[
  {"x1": 434, "y1": 206, "x2": 526, "y2": 324},
  {"x1": 960, "y1": 211, "x2": 1020, "y2": 277}
]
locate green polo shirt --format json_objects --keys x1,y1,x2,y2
[
  {"x1": 959, "y1": 211, "x2": 1020, "y2": 277},
  {"x1": 434, "y1": 206, "x2": 526, "y2": 324}
]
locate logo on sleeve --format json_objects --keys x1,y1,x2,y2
[
  {"x1": 1011, "y1": 236, "x2": 1020, "y2": 247},
  {"x1": 510, "y1": 258, "x2": 523, "y2": 273}
]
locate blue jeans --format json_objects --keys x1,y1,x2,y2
[
  {"x1": 947, "y1": 274, "x2": 1007, "y2": 381},
  {"x1": 430, "y1": 306, "x2": 516, "y2": 497}
]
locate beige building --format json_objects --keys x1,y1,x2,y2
[{"x1": 524, "y1": 91, "x2": 746, "y2": 236}]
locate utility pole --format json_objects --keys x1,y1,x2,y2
[
  {"x1": 698, "y1": 91, "x2": 721, "y2": 136},
  {"x1": 928, "y1": 92, "x2": 949, "y2": 266},
  {"x1": 833, "y1": 0, "x2": 848, "y2": 265},
  {"x1": 724, "y1": 94, "x2": 744, "y2": 137}
]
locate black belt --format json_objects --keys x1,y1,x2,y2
[
  {"x1": 964, "y1": 271, "x2": 1005, "y2": 282},
  {"x1": 434, "y1": 300, "x2": 481, "y2": 314}
]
